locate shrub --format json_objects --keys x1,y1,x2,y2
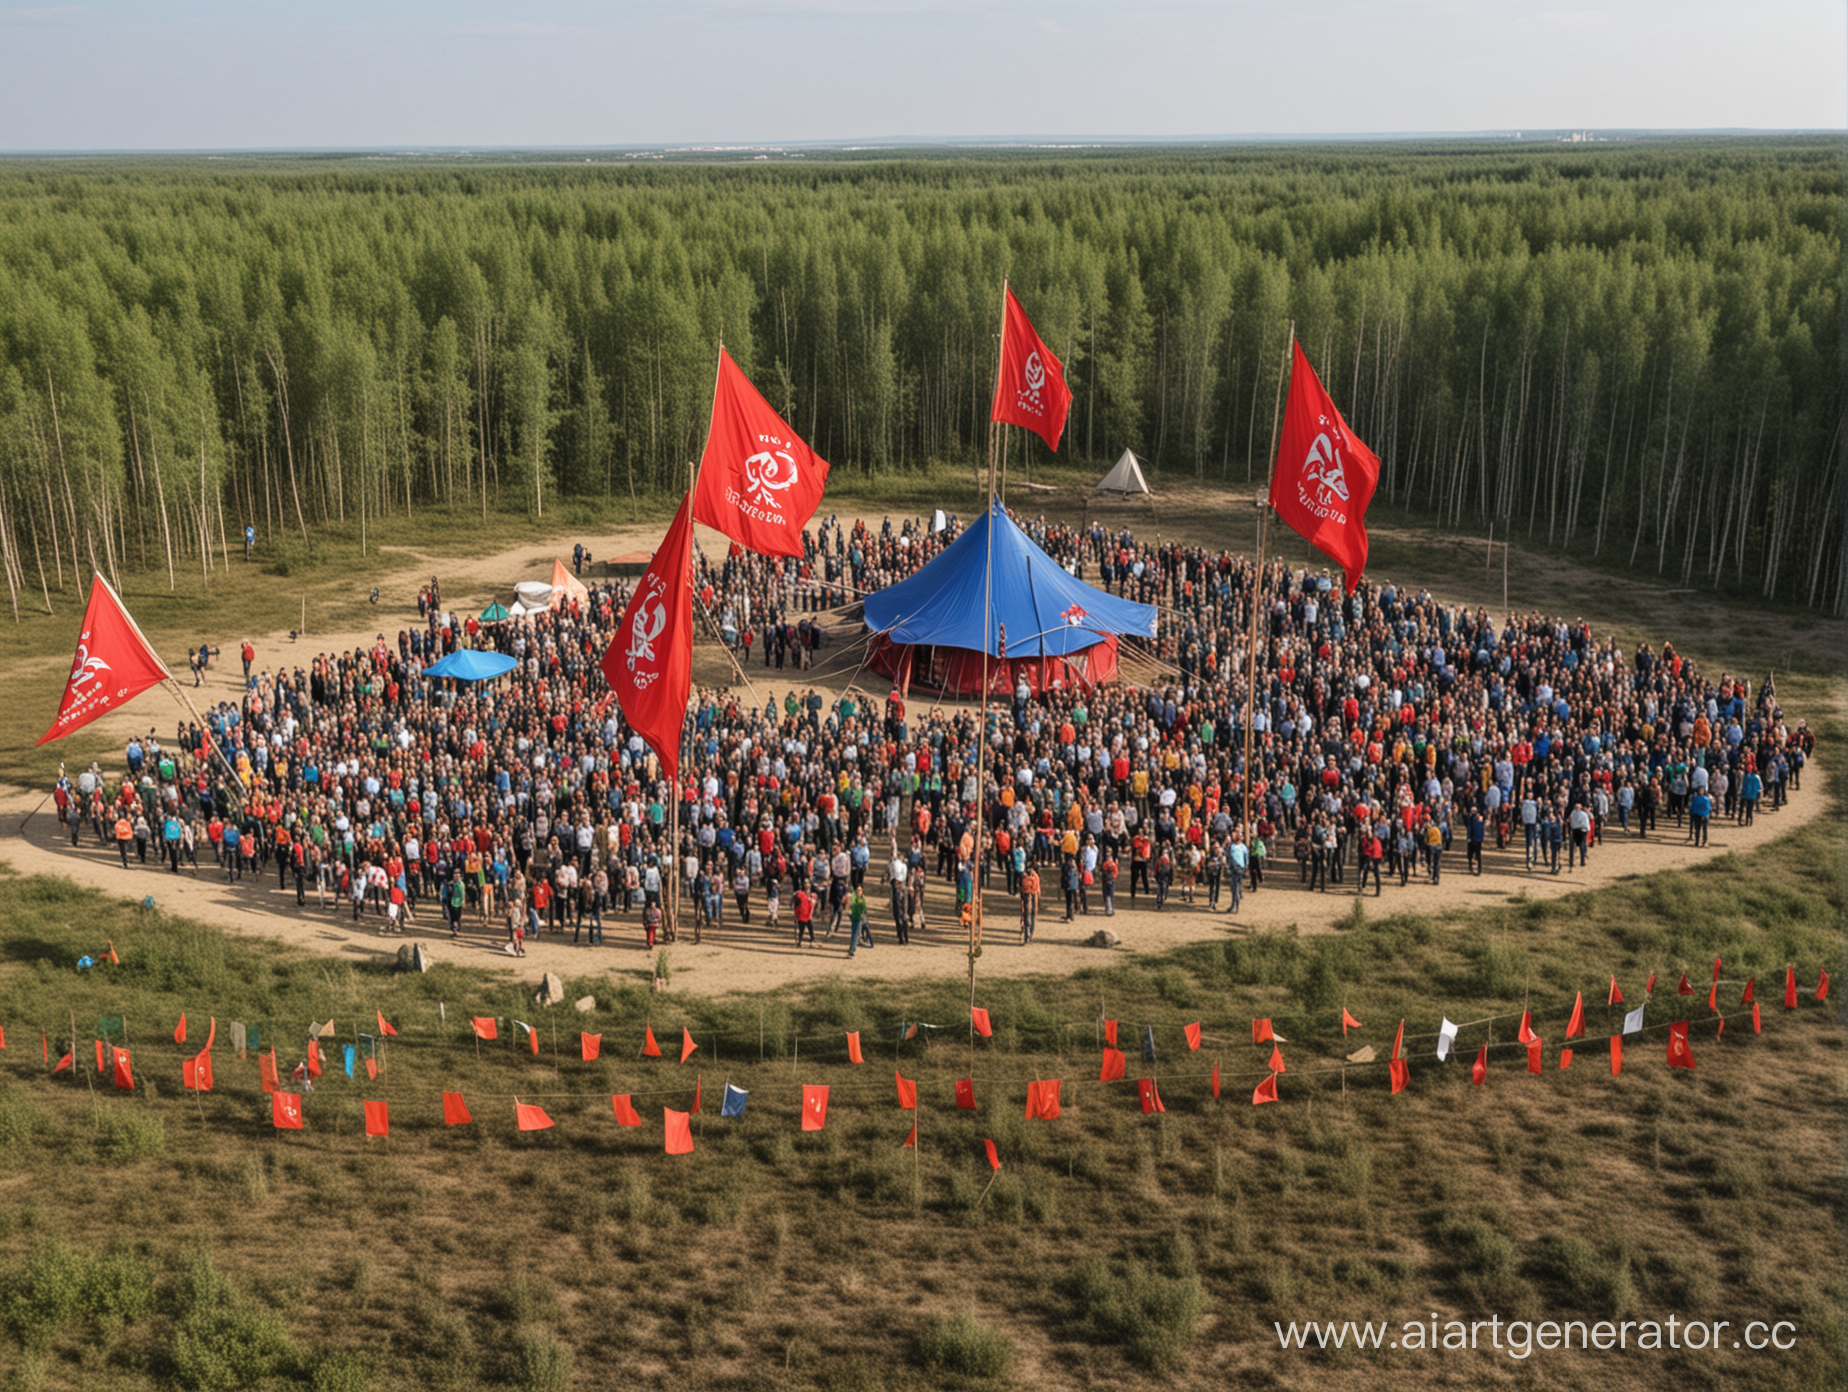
[
  {"x1": 166, "y1": 1251, "x2": 297, "y2": 1392},
  {"x1": 1435, "y1": 1212, "x2": 1537, "y2": 1316},
  {"x1": 83, "y1": 1249, "x2": 155, "y2": 1339},
  {"x1": 0, "y1": 1089, "x2": 43, "y2": 1154},
  {"x1": 0, "y1": 1241, "x2": 155, "y2": 1351},
  {"x1": 915, "y1": 1313, "x2": 1015, "y2": 1379},
  {"x1": 408, "y1": 1306, "x2": 477, "y2": 1390},
  {"x1": 2, "y1": 1243, "x2": 87, "y2": 1352},
  {"x1": 1471, "y1": 942, "x2": 1526, "y2": 997},
  {"x1": 1070, "y1": 1258, "x2": 1203, "y2": 1371},
  {"x1": 1436, "y1": 1214, "x2": 1517, "y2": 1280},
  {"x1": 310, "y1": 1351, "x2": 373, "y2": 1392},
  {"x1": 1525, "y1": 1236, "x2": 1633, "y2": 1318},
  {"x1": 506, "y1": 1331, "x2": 573, "y2": 1392},
  {"x1": 101, "y1": 1112, "x2": 165, "y2": 1162},
  {"x1": 492, "y1": 1271, "x2": 560, "y2": 1326}
]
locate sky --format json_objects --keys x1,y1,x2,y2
[{"x1": 0, "y1": 0, "x2": 1842, "y2": 150}]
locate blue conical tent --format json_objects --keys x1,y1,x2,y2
[{"x1": 863, "y1": 501, "x2": 1156, "y2": 694}]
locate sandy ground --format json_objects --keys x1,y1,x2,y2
[
  {"x1": 0, "y1": 496, "x2": 1835, "y2": 998},
  {"x1": 0, "y1": 774, "x2": 1823, "y2": 998}
]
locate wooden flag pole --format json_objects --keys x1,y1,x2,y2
[
  {"x1": 976, "y1": 1166, "x2": 1001, "y2": 1209},
  {"x1": 161, "y1": 679, "x2": 247, "y2": 807},
  {"x1": 1244, "y1": 320, "x2": 1293, "y2": 847},
  {"x1": 970, "y1": 280, "x2": 1009, "y2": 1049}
]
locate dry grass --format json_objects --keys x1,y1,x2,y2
[
  {"x1": 0, "y1": 483, "x2": 1842, "y2": 1389},
  {"x1": 0, "y1": 776, "x2": 1841, "y2": 1391}
]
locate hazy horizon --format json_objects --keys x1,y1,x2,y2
[{"x1": 1, "y1": 0, "x2": 1841, "y2": 152}]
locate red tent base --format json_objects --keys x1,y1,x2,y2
[{"x1": 868, "y1": 633, "x2": 1119, "y2": 697}]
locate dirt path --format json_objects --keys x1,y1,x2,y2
[
  {"x1": 0, "y1": 768, "x2": 1824, "y2": 998},
  {"x1": 5, "y1": 498, "x2": 1837, "y2": 998}
]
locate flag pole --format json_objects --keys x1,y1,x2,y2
[
  {"x1": 673, "y1": 342, "x2": 729, "y2": 948},
  {"x1": 161, "y1": 679, "x2": 246, "y2": 808},
  {"x1": 972, "y1": 280, "x2": 1009, "y2": 1041},
  {"x1": 1244, "y1": 322, "x2": 1293, "y2": 846}
]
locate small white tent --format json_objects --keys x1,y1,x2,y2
[{"x1": 1095, "y1": 449, "x2": 1151, "y2": 496}]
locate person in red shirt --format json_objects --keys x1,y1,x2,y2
[{"x1": 793, "y1": 886, "x2": 817, "y2": 946}]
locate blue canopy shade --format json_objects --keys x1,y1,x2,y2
[
  {"x1": 864, "y1": 501, "x2": 1157, "y2": 658},
  {"x1": 423, "y1": 649, "x2": 518, "y2": 682}
]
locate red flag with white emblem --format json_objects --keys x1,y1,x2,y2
[
  {"x1": 1268, "y1": 341, "x2": 1380, "y2": 594},
  {"x1": 601, "y1": 496, "x2": 694, "y2": 782},
  {"x1": 692, "y1": 348, "x2": 830, "y2": 558},
  {"x1": 38, "y1": 574, "x2": 171, "y2": 745},
  {"x1": 990, "y1": 286, "x2": 1072, "y2": 452}
]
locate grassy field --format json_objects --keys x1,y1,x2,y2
[
  {"x1": 0, "y1": 480, "x2": 1843, "y2": 1390},
  {"x1": 0, "y1": 772, "x2": 1842, "y2": 1391}
]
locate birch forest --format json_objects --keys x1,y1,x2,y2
[{"x1": 0, "y1": 140, "x2": 1840, "y2": 613}]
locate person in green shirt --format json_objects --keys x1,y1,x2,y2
[{"x1": 847, "y1": 886, "x2": 871, "y2": 957}]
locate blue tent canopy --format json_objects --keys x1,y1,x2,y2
[
  {"x1": 422, "y1": 649, "x2": 518, "y2": 682},
  {"x1": 863, "y1": 501, "x2": 1157, "y2": 658}
]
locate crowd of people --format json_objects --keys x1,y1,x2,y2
[{"x1": 50, "y1": 507, "x2": 1811, "y2": 961}]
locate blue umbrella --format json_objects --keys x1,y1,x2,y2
[{"x1": 423, "y1": 649, "x2": 518, "y2": 682}]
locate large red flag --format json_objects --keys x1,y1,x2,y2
[
  {"x1": 1268, "y1": 341, "x2": 1379, "y2": 594},
  {"x1": 601, "y1": 496, "x2": 694, "y2": 782},
  {"x1": 39, "y1": 574, "x2": 172, "y2": 745},
  {"x1": 990, "y1": 286, "x2": 1072, "y2": 452},
  {"x1": 443, "y1": 1092, "x2": 473, "y2": 1125},
  {"x1": 692, "y1": 348, "x2": 830, "y2": 557}
]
